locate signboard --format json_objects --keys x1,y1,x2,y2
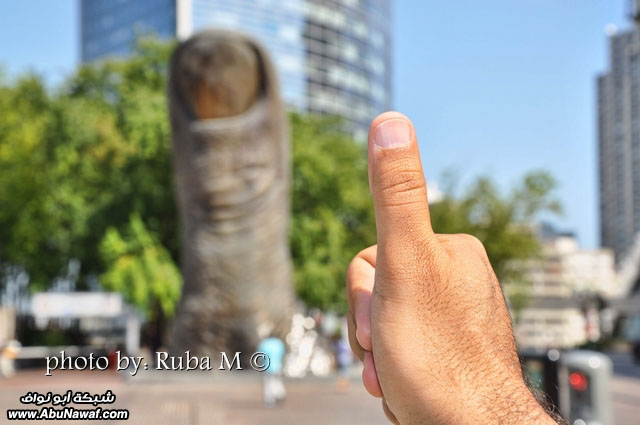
[{"x1": 31, "y1": 293, "x2": 123, "y2": 319}]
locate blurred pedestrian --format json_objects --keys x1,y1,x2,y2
[
  {"x1": 257, "y1": 336, "x2": 286, "y2": 407},
  {"x1": 334, "y1": 332, "x2": 353, "y2": 392}
]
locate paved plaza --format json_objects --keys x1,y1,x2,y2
[
  {"x1": 1, "y1": 367, "x2": 639, "y2": 424},
  {"x1": 0, "y1": 370, "x2": 389, "y2": 425}
]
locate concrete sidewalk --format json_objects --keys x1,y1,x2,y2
[
  {"x1": 0, "y1": 370, "x2": 388, "y2": 425},
  {"x1": 2, "y1": 370, "x2": 639, "y2": 424}
]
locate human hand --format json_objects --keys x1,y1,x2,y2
[{"x1": 346, "y1": 112, "x2": 557, "y2": 424}]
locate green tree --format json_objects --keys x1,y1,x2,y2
[
  {"x1": 290, "y1": 114, "x2": 376, "y2": 312},
  {"x1": 0, "y1": 39, "x2": 179, "y2": 311},
  {"x1": 0, "y1": 75, "x2": 59, "y2": 289},
  {"x1": 99, "y1": 214, "x2": 181, "y2": 319}
]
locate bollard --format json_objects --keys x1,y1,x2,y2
[{"x1": 561, "y1": 350, "x2": 613, "y2": 425}]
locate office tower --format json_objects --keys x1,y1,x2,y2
[
  {"x1": 80, "y1": 0, "x2": 392, "y2": 139},
  {"x1": 597, "y1": 17, "x2": 640, "y2": 261}
]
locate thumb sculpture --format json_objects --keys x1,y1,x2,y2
[{"x1": 168, "y1": 30, "x2": 295, "y2": 359}]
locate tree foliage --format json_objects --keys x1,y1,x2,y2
[
  {"x1": 0, "y1": 39, "x2": 560, "y2": 317},
  {"x1": 0, "y1": 40, "x2": 178, "y2": 319},
  {"x1": 430, "y1": 171, "x2": 562, "y2": 284},
  {"x1": 290, "y1": 114, "x2": 375, "y2": 311},
  {"x1": 99, "y1": 214, "x2": 181, "y2": 319}
]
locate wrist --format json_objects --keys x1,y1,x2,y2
[
  {"x1": 515, "y1": 396, "x2": 560, "y2": 425},
  {"x1": 458, "y1": 378, "x2": 559, "y2": 425}
]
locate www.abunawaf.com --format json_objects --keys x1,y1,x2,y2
[
  {"x1": 8, "y1": 407, "x2": 129, "y2": 421},
  {"x1": 44, "y1": 350, "x2": 271, "y2": 376}
]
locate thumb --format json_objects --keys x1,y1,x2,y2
[{"x1": 368, "y1": 112, "x2": 434, "y2": 248}]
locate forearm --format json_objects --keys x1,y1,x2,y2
[
  {"x1": 428, "y1": 374, "x2": 562, "y2": 425},
  {"x1": 466, "y1": 382, "x2": 562, "y2": 425}
]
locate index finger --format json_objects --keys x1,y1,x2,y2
[{"x1": 346, "y1": 245, "x2": 377, "y2": 351}]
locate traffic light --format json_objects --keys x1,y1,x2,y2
[
  {"x1": 568, "y1": 371, "x2": 589, "y2": 392},
  {"x1": 562, "y1": 351, "x2": 613, "y2": 425}
]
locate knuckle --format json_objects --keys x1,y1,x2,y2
[
  {"x1": 464, "y1": 233, "x2": 482, "y2": 246},
  {"x1": 345, "y1": 254, "x2": 365, "y2": 286},
  {"x1": 471, "y1": 238, "x2": 488, "y2": 257},
  {"x1": 345, "y1": 257, "x2": 358, "y2": 283},
  {"x1": 372, "y1": 269, "x2": 414, "y2": 304},
  {"x1": 376, "y1": 167, "x2": 426, "y2": 206},
  {"x1": 458, "y1": 233, "x2": 487, "y2": 255}
]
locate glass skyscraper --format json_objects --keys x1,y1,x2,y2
[
  {"x1": 81, "y1": 0, "x2": 177, "y2": 60},
  {"x1": 599, "y1": 22, "x2": 640, "y2": 262},
  {"x1": 80, "y1": 0, "x2": 392, "y2": 139}
]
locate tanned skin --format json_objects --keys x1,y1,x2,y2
[{"x1": 346, "y1": 112, "x2": 560, "y2": 425}]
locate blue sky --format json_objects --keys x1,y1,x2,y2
[{"x1": 0, "y1": 1, "x2": 630, "y2": 248}]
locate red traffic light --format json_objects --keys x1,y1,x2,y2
[{"x1": 569, "y1": 371, "x2": 588, "y2": 392}]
